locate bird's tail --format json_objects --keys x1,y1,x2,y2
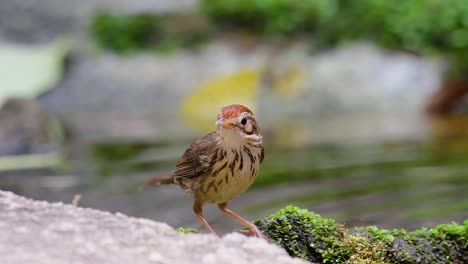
[{"x1": 144, "y1": 172, "x2": 175, "y2": 188}]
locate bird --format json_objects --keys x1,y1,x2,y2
[{"x1": 145, "y1": 104, "x2": 265, "y2": 238}]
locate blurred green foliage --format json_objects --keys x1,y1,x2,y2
[
  {"x1": 317, "y1": 0, "x2": 468, "y2": 74},
  {"x1": 90, "y1": 1, "x2": 468, "y2": 74},
  {"x1": 90, "y1": 12, "x2": 210, "y2": 54},
  {"x1": 201, "y1": 0, "x2": 468, "y2": 75},
  {"x1": 200, "y1": 0, "x2": 338, "y2": 34},
  {"x1": 201, "y1": 0, "x2": 468, "y2": 51},
  {"x1": 91, "y1": 13, "x2": 159, "y2": 53}
]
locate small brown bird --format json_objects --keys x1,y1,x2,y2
[{"x1": 145, "y1": 104, "x2": 265, "y2": 238}]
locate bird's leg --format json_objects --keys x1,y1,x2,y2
[
  {"x1": 217, "y1": 203, "x2": 267, "y2": 239},
  {"x1": 193, "y1": 202, "x2": 219, "y2": 237}
]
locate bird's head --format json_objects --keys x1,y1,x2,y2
[{"x1": 216, "y1": 104, "x2": 262, "y2": 143}]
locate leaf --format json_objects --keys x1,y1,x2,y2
[
  {"x1": 180, "y1": 69, "x2": 259, "y2": 132},
  {"x1": 0, "y1": 38, "x2": 69, "y2": 105}
]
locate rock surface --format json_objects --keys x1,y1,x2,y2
[
  {"x1": 0, "y1": 98, "x2": 60, "y2": 155},
  {"x1": 0, "y1": 190, "x2": 307, "y2": 264}
]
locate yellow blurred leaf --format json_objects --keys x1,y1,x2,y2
[{"x1": 180, "y1": 69, "x2": 259, "y2": 132}]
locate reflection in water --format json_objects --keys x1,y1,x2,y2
[
  {"x1": 2, "y1": 116, "x2": 468, "y2": 233},
  {"x1": 249, "y1": 140, "x2": 468, "y2": 228},
  {"x1": 86, "y1": 116, "x2": 468, "y2": 231}
]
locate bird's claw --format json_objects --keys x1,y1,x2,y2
[{"x1": 235, "y1": 227, "x2": 272, "y2": 242}]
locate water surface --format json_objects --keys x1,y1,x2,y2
[{"x1": 5, "y1": 116, "x2": 467, "y2": 234}]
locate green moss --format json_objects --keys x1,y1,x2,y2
[
  {"x1": 364, "y1": 221, "x2": 468, "y2": 263},
  {"x1": 176, "y1": 227, "x2": 200, "y2": 234},
  {"x1": 254, "y1": 206, "x2": 346, "y2": 262},
  {"x1": 255, "y1": 206, "x2": 468, "y2": 263}
]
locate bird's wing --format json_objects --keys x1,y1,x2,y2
[{"x1": 173, "y1": 132, "x2": 218, "y2": 180}]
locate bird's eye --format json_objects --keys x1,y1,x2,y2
[{"x1": 241, "y1": 117, "x2": 247, "y2": 126}]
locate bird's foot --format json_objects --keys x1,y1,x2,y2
[{"x1": 235, "y1": 227, "x2": 271, "y2": 242}]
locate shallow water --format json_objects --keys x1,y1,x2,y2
[
  {"x1": 2, "y1": 0, "x2": 464, "y2": 236},
  {"x1": 4, "y1": 116, "x2": 467, "y2": 235}
]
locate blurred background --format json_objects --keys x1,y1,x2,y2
[{"x1": 1, "y1": 0, "x2": 468, "y2": 233}]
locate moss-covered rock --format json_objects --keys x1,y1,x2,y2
[{"x1": 255, "y1": 206, "x2": 468, "y2": 263}]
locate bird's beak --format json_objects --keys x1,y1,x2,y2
[{"x1": 216, "y1": 118, "x2": 233, "y2": 128}]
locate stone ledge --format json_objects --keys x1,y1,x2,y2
[{"x1": 0, "y1": 191, "x2": 308, "y2": 264}]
